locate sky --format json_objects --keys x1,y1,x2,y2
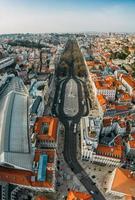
[{"x1": 0, "y1": 0, "x2": 135, "y2": 34}]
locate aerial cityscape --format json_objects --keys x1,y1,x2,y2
[{"x1": 0, "y1": 1, "x2": 135, "y2": 200}]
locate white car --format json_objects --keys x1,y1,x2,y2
[
  {"x1": 73, "y1": 123, "x2": 77, "y2": 133},
  {"x1": 90, "y1": 190, "x2": 94, "y2": 194},
  {"x1": 58, "y1": 99, "x2": 61, "y2": 103}
]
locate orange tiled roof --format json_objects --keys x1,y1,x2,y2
[
  {"x1": 103, "y1": 117, "x2": 126, "y2": 128},
  {"x1": 96, "y1": 144, "x2": 123, "y2": 159},
  {"x1": 97, "y1": 94, "x2": 108, "y2": 106},
  {"x1": 122, "y1": 75, "x2": 135, "y2": 89},
  {"x1": 130, "y1": 134, "x2": 135, "y2": 140},
  {"x1": 115, "y1": 105, "x2": 129, "y2": 111},
  {"x1": 114, "y1": 135, "x2": 123, "y2": 146},
  {"x1": 113, "y1": 115, "x2": 121, "y2": 121},
  {"x1": 119, "y1": 121, "x2": 126, "y2": 128},
  {"x1": 67, "y1": 190, "x2": 93, "y2": 200},
  {"x1": 129, "y1": 47, "x2": 135, "y2": 52},
  {"x1": 103, "y1": 117, "x2": 112, "y2": 127},
  {"x1": 0, "y1": 166, "x2": 53, "y2": 188},
  {"x1": 105, "y1": 76, "x2": 115, "y2": 82},
  {"x1": 34, "y1": 116, "x2": 58, "y2": 141},
  {"x1": 128, "y1": 140, "x2": 135, "y2": 149},
  {"x1": 124, "y1": 196, "x2": 135, "y2": 200},
  {"x1": 95, "y1": 79, "x2": 115, "y2": 90},
  {"x1": 115, "y1": 80, "x2": 122, "y2": 88},
  {"x1": 86, "y1": 61, "x2": 95, "y2": 67},
  {"x1": 111, "y1": 168, "x2": 135, "y2": 197},
  {"x1": 119, "y1": 91, "x2": 132, "y2": 102}
]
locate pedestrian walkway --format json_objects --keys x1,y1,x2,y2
[{"x1": 63, "y1": 79, "x2": 78, "y2": 117}]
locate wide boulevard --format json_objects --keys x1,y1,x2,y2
[{"x1": 52, "y1": 41, "x2": 106, "y2": 200}]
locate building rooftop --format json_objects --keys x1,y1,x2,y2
[
  {"x1": 34, "y1": 149, "x2": 55, "y2": 164},
  {"x1": 81, "y1": 116, "x2": 101, "y2": 145},
  {"x1": 114, "y1": 135, "x2": 123, "y2": 146},
  {"x1": 34, "y1": 116, "x2": 59, "y2": 142},
  {"x1": 30, "y1": 96, "x2": 42, "y2": 115},
  {"x1": 122, "y1": 75, "x2": 135, "y2": 89},
  {"x1": 0, "y1": 76, "x2": 28, "y2": 99},
  {"x1": 118, "y1": 91, "x2": 132, "y2": 102},
  {"x1": 110, "y1": 168, "x2": 135, "y2": 198},
  {"x1": 128, "y1": 141, "x2": 135, "y2": 149},
  {"x1": 0, "y1": 148, "x2": 55, "y2": 189},
  {"x1": 124, "y1": 196, "x2": 135, "y2": 200},
  {"x1": 94, "y1": 77, "x2": 116, "y2": 90},
  {"x1": 97, "y1": 94, "x2": 108, "y2": 106},
  {"x1": 0, "y1": 57, "x2": 14, "y2": 70},
  {"x1": 0, "y1": 90, "x2": 32, "y2": 170},
  {"x1": 96, "y1": 144, "x2": 123, "y2": 159},
  {"x1": 102, "y1": 117, "x2": 112, "y2": 127},
  {"x1": 0, "y1": 165, "x2": 53, "y2": 188},
  {"x1": 115, "y1": 104, "x2": 130, "y2": 111},
  {"x1": 67, "y1": 190, "x2": 93, "y2": 200},
  {"x1": 130, "y1": 134, "x2": 135, "y2": 140},
  {"x1": 118, "y1": 121, "x2": 126, "y2": 128}
]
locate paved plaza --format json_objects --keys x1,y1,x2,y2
[{"x1": 63, "y1": 79, "x2": 79, "y2": 117}]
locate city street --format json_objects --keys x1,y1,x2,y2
[
  {"x1": 1, "y1": 3, "x2": 135, "y2": 199},
  {"x1": 52, "y1": 47, "x2": 106, "y2": 199}
]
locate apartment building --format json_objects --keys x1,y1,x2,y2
[
  {"x1": 120, "y1": 74, "x2": 135, "y2": 96},
  {"x1": 80, "y1": 116, "x2": 101, "y2": 161}
]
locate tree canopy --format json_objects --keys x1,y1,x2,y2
[{"x1": 57, "y1": 39, "x2": 86, "y2": 77}]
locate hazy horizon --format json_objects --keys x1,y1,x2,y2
[{"x1": 0, "y1": 0, "x2": 135, "y2": 34}]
